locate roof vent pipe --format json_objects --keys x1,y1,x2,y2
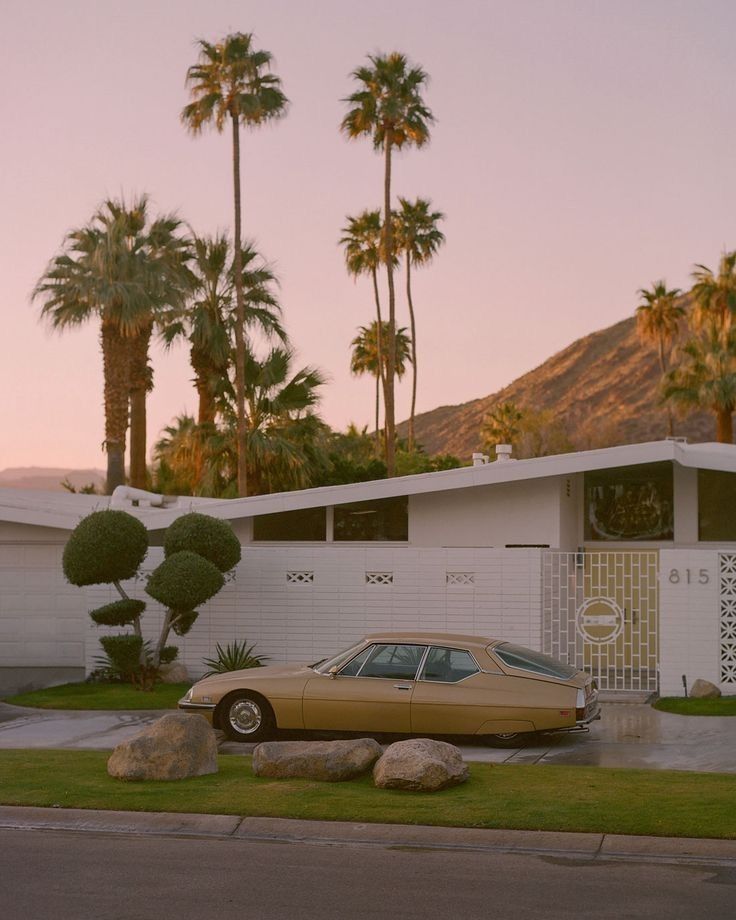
[
  {"x1": 472, "y1": 453, "x2": 487, "y2": 467},
  {"x1": 495, "y1": 444, "x2": 513, "y2": 462},
  {"x1": 110, "y1": 486, "x2": 175, "y2": 508}
]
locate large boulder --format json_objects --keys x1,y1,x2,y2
[
  {"x1": 252, "y1": 738, "x2": 383, "y2": 782},
  {"x1": 158, "y1": 662, "x2": 190, "y2": 685},
  {"x1": 373, "y1": 738, "x2": 470, "y2": 792},
  {"x1": 689, "y1": 678, "x2": 722, "y2": 700},
  {"x1": 107, "y1": 713, "x2": 218, "y2": 781}
]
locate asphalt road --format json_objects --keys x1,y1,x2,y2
[{"x1": 2, "y1": 828, "x2": 736, "y2": 920}]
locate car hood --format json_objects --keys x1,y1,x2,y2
[{"x1": 195, "y1": 662, "x2": 313, "y2": 687}]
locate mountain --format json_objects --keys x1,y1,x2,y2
[
  {"x1": 0, "y1": 467, "x2": 105, "y2": 492},
  {"x1": 398, "y1": 315, "x2": 714, "y2": 459}
]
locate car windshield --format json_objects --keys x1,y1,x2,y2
[
  {"x1": 309, "y1": 642, "x2": 367, "y2": 674},
  {"x1": 492, "y1": 643, "x2": 578, "y2": 680}
]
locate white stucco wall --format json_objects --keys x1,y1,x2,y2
[
  {"x1": 83, "y1": 546, "x2": 544, "y2": 679},
  {"x1": 408, "y1": 478, "x2": 562, "y2": 548},
  {"x1": 658, "y1": 549, "x2": 721, "y2": 695}
]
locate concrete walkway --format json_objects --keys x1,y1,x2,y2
[{"x1": 1, "y1": 701, "x2": 736, "y2": 771}]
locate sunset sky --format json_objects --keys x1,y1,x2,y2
[{"x1": 2, "y1": 0, "x2": 735, "y2": 470}]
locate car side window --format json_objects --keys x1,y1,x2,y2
[
  {"x1": 338, "y1": 647, "x2": 373, "y2": 677},
  {"x1": 420, "y1": 647, "x2": 479, "y2": 683},
  {"x1": 358, "y1": 644, "x2": 425, "y2": 680}
]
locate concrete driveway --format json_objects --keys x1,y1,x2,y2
[{"x1": 1, "y1": 701, "x2": 735, "y2": 771}]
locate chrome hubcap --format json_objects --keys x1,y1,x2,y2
[{"x1": 229, "y1": 699, "x2": 262, "y2": 734}]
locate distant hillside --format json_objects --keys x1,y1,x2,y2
[
  {"x1": 0, "y1": 467, "x2": 105, "y2": 492},
  {"x1": 399, "y1": 314, "x2": 713, "y2": 459}
]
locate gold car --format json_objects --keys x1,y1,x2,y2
[{"x1": 179, "y1": 631, "x2": 600, "y2": 745}]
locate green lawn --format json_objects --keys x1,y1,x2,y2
[
  {"x1": 3, "y1": 682, "x2": 190, "y2": 711},
  {"x1": 654, "y1": 696, "x2": 736, "y2": 716},
  {"x1": 1, "y1": 749, "x2": 735, "y2": 839}
]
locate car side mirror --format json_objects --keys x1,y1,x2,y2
[{"x1": 328, "y1": 666, "x2": 338, "y2": 680}]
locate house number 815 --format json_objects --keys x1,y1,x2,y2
[{"x1": 668, "y1": 568, "x2": 709, "y2": 585}]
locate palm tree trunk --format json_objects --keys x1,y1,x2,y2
[
  {"x1": 191, "y1": 346, "x2": 217, "y2": 427},
  {"x1": 383, "y1": 139, "x2": 396, "y2": 476},
  {"x1": 370, "y1": 267, "x2": 387, "y2": 453},
  {"x1": 231, "y1": 113, "x2": 249, "y2": 497},
  {"x1": 374, "y1": 373, "x2": 380, "y2": 446},
  {"x1": 406, "y1": 253, "x2": 418, "y2": 451},
  {"x1": 128, "y1": 322, "x2": 153, "y2": 489},
  {"x1": 716, "y1": 406, "x2": 733, "y2": 443},
  {"x1": 658, "y1": 337, "x2": 674, "y2": 437},
  {"x1": 101, "y1": 322, "x2": 129, "y2": 493}
]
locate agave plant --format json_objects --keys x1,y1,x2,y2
[{"x1": 202, "y1": 640, "x2": 268, "y2": 675}]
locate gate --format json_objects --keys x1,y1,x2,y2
[{"x1": 542, "y1": 551, "x2": 659, "y2": 692}]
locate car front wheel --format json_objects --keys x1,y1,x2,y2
[{"x1": 219, "y1": 692, "x2": 274, "y2": 743}]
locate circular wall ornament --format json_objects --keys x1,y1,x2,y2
[{"x1": 575, "y1": 596, "x2": 624, "y2": 644}]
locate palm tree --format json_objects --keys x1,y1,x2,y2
[
  {"x1": 635, "y1": 280, "x2": 684, "y2": 436},
  {"x1": 350, "y1": 321, "x2": 411, "y2": 445},
  {"x1": 663, "y1": 328, "x2": 736, "y2": 443},
  {"x1": 341, "y1": 52, "x2": 434, "y2": 477},
  {"x1": 160, "y1": 234, "x2": 285, "y2": 428},
  {"x1": 340, "y1": 210, "x2": 392, "y2": 436},
  {"x1": 480, "y1": 402, "x2": 524, "y2": 453},
  {"x1": 691, "y1": 252, "x2": 736, "y2": 343},
  {"x1": 236, "y1": 346, "x2": 327, "y2": 495},
  {"x1": 33, "y1": 196, "x2": 189, "y2": 492},
  {"x1": 182, "y1": 33, "x2": 288, "y2": 497},
  {"x1": 394, "y1": 197, "x2": 445, "y2": 449}
]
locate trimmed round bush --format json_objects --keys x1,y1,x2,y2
[
  {"x1": 100, "y1": 634, "x2": 143, "y2": 675},
  {"x1": 160, "y1": 645, "x2": 179, "y2": 665},
  {"x1": 90, "y1": 598, "x2": 146, "y2": 627},
  {"x1": 63, "y1": 511, "x2": 148, "y2": 586},
  {"x1": 172, "y1": 609, "x2": 199, "y2": 637},
  {"x1": 145, "y1": 551, "x2": 224, "y2": 611},
  {"x1": 163, "y1": 513, "x2": 241, "y2": 573}
]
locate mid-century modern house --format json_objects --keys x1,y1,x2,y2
[{"x1": 1, "y1": 438, "x2": 736, "y2": 698}]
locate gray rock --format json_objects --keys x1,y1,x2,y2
[
  {"x1": 252, "y1": 738, "x2": 383, "y2": 782},
  {"x1": 373, "y1": 738, "x2": 470, "y2": 792},
  {"x1": 158, "y1": 662, "x2": 190, "y2": 684},
  {"x1": 107, "y1": 713, "x2": 218, "y2": 781},
  {"x1": 689, "y1": 678, "x2": 722, "y2": 700}
]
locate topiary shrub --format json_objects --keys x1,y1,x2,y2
[
  {"x1": 65, "y1": 509, "x2": 240, "y2": 688},
  {"x1": 163, "y1": 513, "x2": 241, "y2": 573},
  {"x1": 146, "y1": 551, "x2": 224, "y2": 611},
  {"x1": 90, "y1": 598, "x2": 146, "y2": 627},
  {"x1": 63, "y1": 510, "x2": 148, "y2": 586}
]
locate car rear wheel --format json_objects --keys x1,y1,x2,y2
[
  {"x1": 219, "y1": 692, "x2": 274, "y2": 743},
  {"x1": 487, "y1": 731, "x2": 535, "y2": 748}
]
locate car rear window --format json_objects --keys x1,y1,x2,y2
[{"x1": 492, "y1": 643, "x2": 578, "y2": 680}]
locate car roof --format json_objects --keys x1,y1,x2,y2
[{"x1": 362, "y1": 631, "x2": 502, "y2": 651}]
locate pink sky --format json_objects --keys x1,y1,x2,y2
[{"x1": 2, "y1": 0, "x2": 734, "y2": 469}]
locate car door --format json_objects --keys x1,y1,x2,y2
[
  {"x1": 302, "y1": 643, "x2": 426, "y2": 733},
  {"x1": 410, "y1": 645, "x2": 491, "y2": 734}
]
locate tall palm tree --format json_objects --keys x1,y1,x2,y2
[
  {"x1": 480, "y1": 402, "x2": 524, "y2": 454},
  {"x1": 350, "y1": 321, "x2": 411, "y2": 445},
  {"x1": 663, "y1": 328, "x2": 736, "y2": 443},
  {"x1": 635, "y1": 280, "x2": 684, "y2": 436},
  {"x1": 160, "y1": 234, "x2": 285, "y2": 428},
  {"x1": 341, "y1": 52, "x2": 434, "y2": 477},
  {"x1": 182, "y1": 33, "x2": 288, "y2": 497},
  {"x1": 33, "y1": 196, "x2": 189, "y2": 492},
  {"x1": 691, "y1": 251, "x2": 736, "y2": 343},
  {"x1": 340, "y1": 209, "x2": 398, "y2": 449},
  {"x1": 394, "y1": 197, "x2": 445, "y2": 449}
]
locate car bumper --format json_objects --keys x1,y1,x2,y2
[
  {"x1": 576, "y1": 701, "x2": 601, "y2": 726},
  {"x1": 178, "y1": 699, "x2": 216, "y2": 724}
]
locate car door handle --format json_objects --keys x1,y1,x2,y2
[{"x1": 393, "y1": 684, "x2": 413, "y2": 691}]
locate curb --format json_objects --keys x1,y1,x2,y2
[{"x1": 2, "y1": 806, "x2": 736, "y2": 868}]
